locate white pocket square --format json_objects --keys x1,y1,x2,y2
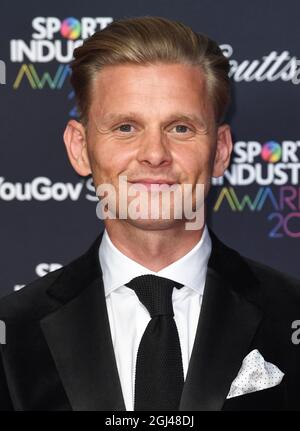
[{"x1": 226, "y1": 349, "x2": 285, "y2": 399}]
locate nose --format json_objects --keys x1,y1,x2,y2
[{"x1": 136, "y1": 128, "x2": 172, "y2": 168}]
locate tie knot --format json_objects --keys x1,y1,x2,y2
[{"x1": 125, "y1": 274, "x2": 183, "y2": 317}]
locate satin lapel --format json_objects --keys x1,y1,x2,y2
[
  {"x1": 179, "y1": 230, "x2": 264, "y2": 411},
  {"x1": 40, "y1": 233, "x2": 126, "y2": 411}
]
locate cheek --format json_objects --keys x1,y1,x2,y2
[
  {"x1": 176, "y1": 147, "x2": 211, "y2": 180},
  {"x1": 88, "y1": 144, "x2": 132, "y2": 180}
]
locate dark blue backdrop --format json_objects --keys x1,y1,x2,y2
[{"x1": 1, "y1": 0, "x2": 299, "y2": 297}]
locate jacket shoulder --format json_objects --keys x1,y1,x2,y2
[
  {"x1": 0, "y1": 266, "x2": 64, "y2": 322},
  {"x1": 244, "y1": 255, "x2": 300, "y2": 304},
  {"x1": 0, "y1": 233, "x2": 103, "y2": 323},
  {"x1": 209, "y1": 228, "x2": 300, "y2": 302}
]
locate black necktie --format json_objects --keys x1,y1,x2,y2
[{"x1": 125, "y1": 274, "x2": 184, "y2": 411}]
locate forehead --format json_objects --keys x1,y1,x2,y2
[{"x1": 89, "y1": 63, "x2": 212, "y2": 118}]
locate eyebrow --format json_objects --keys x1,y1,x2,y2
[{"x1": 101, "y1": 112, "x2": 207, "y2": 128}]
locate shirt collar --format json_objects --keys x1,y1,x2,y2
[{"x1": 99, "y1": 224, "x2": 212, "y2": 297}]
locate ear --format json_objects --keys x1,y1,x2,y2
[
  {"x1": 212, "y1": 124, "x2": 233, "y2": 177},
  {"x1": 63, "y1": 119, "x2": 92, "y2": 176}
]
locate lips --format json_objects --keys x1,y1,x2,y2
[
  {"x1": 129, "y1": 179, "x2": 176, "y2": 185},
  {"x1": 129, "y1": 179, "x2": 178, "y2": 191}
]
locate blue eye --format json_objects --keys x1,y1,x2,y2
[
  {"x1": 118, "y1": 124, "x2": 133, "y2": 132},
  {"x1": 173, "y1": 125, "x2": 190, "y2": 133}
]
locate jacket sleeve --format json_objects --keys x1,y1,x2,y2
[{"x1": 0, "y1": 348, "x2": 14, "y2": 410}]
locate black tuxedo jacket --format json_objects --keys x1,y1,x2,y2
[{"x1": 1, "y1": 228, "x2": 300, "y2": 411}]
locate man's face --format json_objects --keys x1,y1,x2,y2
[{"x1": 64, "y1": 62, "x2": 232, "y2": 230}]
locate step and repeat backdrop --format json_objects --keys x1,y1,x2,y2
[{"x1": 0, "y1": 0, "x2": 300, "y2": 297}]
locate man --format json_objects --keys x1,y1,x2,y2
[{"x1": 1, "y1": 16, "x2": 300, "y2": 411}]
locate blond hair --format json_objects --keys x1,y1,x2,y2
[{"x1": 70, "y1": 16, "x2": 230, "y2": 126}]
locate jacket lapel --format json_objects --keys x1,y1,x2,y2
[
  {"x1": 40, "y1": 232, "x2": 126, "y2": 411},
  {"x1": 179, "y1": 229, "x2": 264, "y2": 411}
]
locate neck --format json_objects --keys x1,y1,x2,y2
[{"x1": 103, "y1": 220, "x2": 205, "y2": 272}]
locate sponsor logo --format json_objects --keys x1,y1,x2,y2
[
  {"x1": 221, "y1": 44, "x2": 300, "y2": 84},
  {"x1": 10, "y1": 16, "x2": 113, "y2": 63},
  {"x1": 13, "y1": 63, "x2": 71, "y2": 89},
  {"x1": 0, "y1": 176, "x2": 85, "y2": 201},
  {"x1": 9, "y1": 16, "x2": 113, "y2": 114},
  {"x1": 212, "y1": 140, "x2": 300, "y2": 238},
  {"x1": 212, "y1": 140, "x2": 300, "y2": 186}
]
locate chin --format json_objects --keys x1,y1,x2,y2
[{"x1": 124, "y1": 217, "x2": 184, "y2": 231}]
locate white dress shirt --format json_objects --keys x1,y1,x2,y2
[{"x1": 99, "y1": 224, "x2": 212, "y2": 411}]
